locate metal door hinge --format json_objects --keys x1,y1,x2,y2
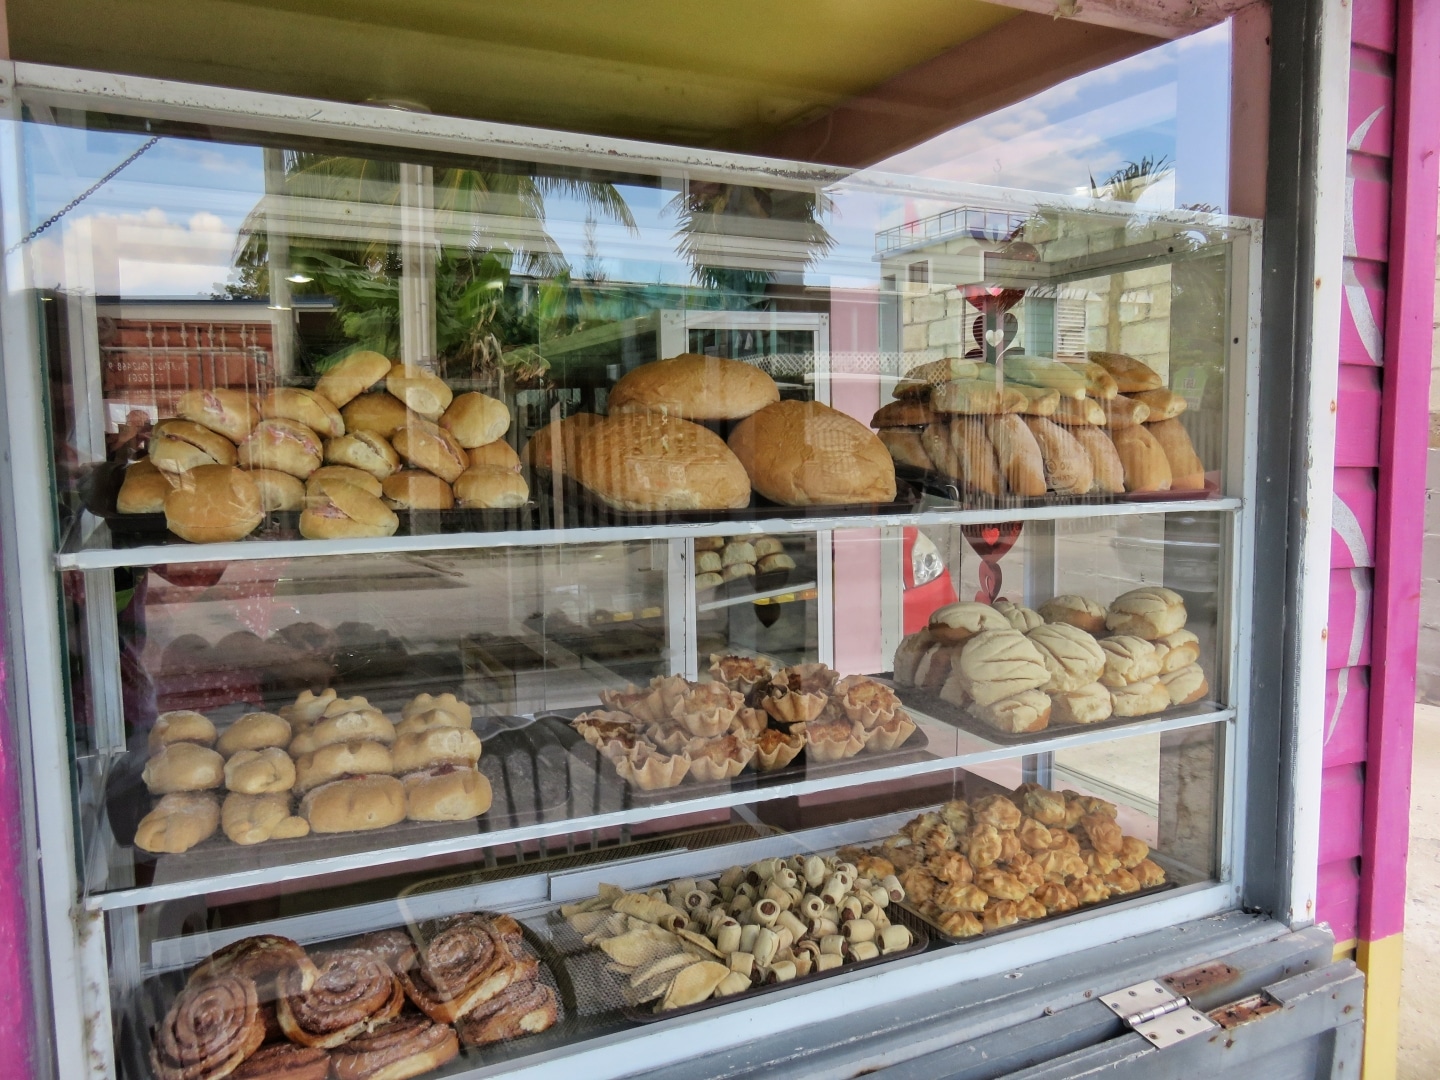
[{"x1": 1100, "y1": 979, "x2": 1220, "y2": 1050}]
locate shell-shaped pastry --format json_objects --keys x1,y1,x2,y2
[
  {"x1": 1104, "y1": 867, "x2": 1141, "y2": 894},
  {"x1": 982, "y1": 900, "x2": 1019, "y2": 931},
  {"x1": 614, "y1": 746, "x2": 691, "y2": 791},
  {"x1": 1079, "y1": 813, "x2": 1124, "y2": 855},
  {"x1": 753, "y1": 728, "x2": 805, "y2": 772},
  {"x1": 730, "y1": 708, "x2": 769, "y2": 737},
  {"x1": 862, "y1": 710, "x2": 916, "y2": 753},
  {"x1": 1132, "y1": 858, "x2": 1167, "y2": 888},
  {"x1": 1065, "y1": 873, "x2": 1111, "y2": 905},
  {"x1": 974, "y1": 869, "x2": 1029, "y2": 902},
  {"x1": 645, "y1": 723, "x2": 692, "y2": 756},
  {"x1": 671, "y1": 682, "x2": 744, "y2": 737},
  {"x1": 707, "y1": 653, "x2": 775, "y2": 696},
  {"x1": 1015, "y1": 896, "x2": 1047, "y2": 921},
  {"x1": 834, "y1": 674, "x2": 901, "y2": 730},
  {"x1": 1017, "y1": 816, "x2": 1054, "y2": 851}
]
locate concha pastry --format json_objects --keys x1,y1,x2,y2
[
  {"x1": 1109, "y1": 677, "x2": 1171, "y2": 717},
  {"x1": 970, "y1": 689, "x2": 1052, "y2": 734},
  {"x1": 953, "y1": 629, "x2": 1050, "y2": 706},
  {"x1": 1104, "y1": 585, "x2": 1187, "y2": 640},
  {"x1": 1026, "y1": 622, "x2": 1106, "y2": 692},
  {"x1": 1098, "y1": 636, "x2": 1162, "y2": 687},
  {"x1": 993, "y1": 599, "x2": 1043, "y2": 633},
  {"x1": 1037, "y1": 594, "x2": 1107, "y2": 635},
  {"x1": 1049, "y1": 682, "x2": 1114, "y2": 725}
]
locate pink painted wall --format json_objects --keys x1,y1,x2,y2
[{"x1": 0, "y1": 558, "x2": 37, "y2": 1074}]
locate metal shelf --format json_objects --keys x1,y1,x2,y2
[
  {"x1": 56, "y1": 497, "x2": 1241, "y2": 571},
  {"x1": 84, "y1": 705, "x2": 1232, "y2": 912},
  {"x1": 696, "y1": 581, "x2": 818, "y2": 612}
]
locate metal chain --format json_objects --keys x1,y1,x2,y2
[{"x1": 4, "y1": 136, "x2": 162, "y2": 256}]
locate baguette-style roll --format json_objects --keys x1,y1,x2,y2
[
  {"x1": 1145, "y1": 418, "x2": 1206, "y2": 490},
  {"x1": 1110, "y1": 425, "x2": 1173, "y2": 493},
  {"x1": 1049, "y1": 396, "x2": 1105, "y2": 426},
  {"x1": 1023, "y1": 417, "x2": 1092, "y2": 496},
  {"x1": 985, "y1": 415, "x2": 1046, "y2": 496},
  {"x1": 1009, "y1": 383, "x2": 1061, "y2": 417},
  {"x1": 1103, "y1": 396, "x2": 1150, "y2": 428},
  {"x1": 995, "y1": 355, "x2": 1089, "y2": 399},
  {"x1": 1077, "y1": 362, "x2": 1120, "y2": 400},
  {"x1": 931, "y1": 379, "x2": 1028, "y2": 415},
  {"x1": 879, "y1": 429, "x2": 934, "y2": 471},
  {"x1": 1087, "y1": 351, "x2": 1163, "y2": 393},
  {"x1": 1131, "y1": 388, "x2": 1187, "y2": 421},
  {"x1": 1068, "y1": 426, "x2": 1126, "y2": 495}
]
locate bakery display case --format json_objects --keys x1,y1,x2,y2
[{"x1": 3, "y1": 79, "x2": 1261, "y2": 1080}]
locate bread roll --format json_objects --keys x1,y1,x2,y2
[
  {"x1": 1106, "y1": 586, "x2": 1187, "y2": 639},
  {"x1": 221, "y1": 792, "x2": 310, "y2": 845},
  {"x1": 301, "y1": 775, "x2": 406, "y2": 833},
  {"x1": 401, "y1": 693, "x2": 472, "y2": 726},
  {"x1": 1023, "y1": 417, "x2": 1092, "y2": 496},
  {"x1": 1077, "y1": 362, "x2": 1120, "y2": 401},
  {"x1": 1157, "y1": 628, "x2": 1201, "y2": 672},
  {"x1": 149, "y1": 419, "x2": 238, "y2": 474},
  {"x1": 995, "y1": 356, "x2": 1089, "y2": 399},
  {"x1": 1011, "y1": 384, "x2": 1061, "y2": 417},
  {"x1": 1159, "y1": 663, "x2": 1209, "y2": 706},
  {"x1": 694, "y1": 572, "x2": 724, "y2": 591},
  {"x1": 897, "y1": 357, "x2": 981, "y2": 391},
  {"x1": 871, "y1": 400, "x2": 937, "y2": 429},
  {"x1": 468, "y1": 440, "x2": 521, "y2": 471},
  {"x1": 574, "y1": 413, "x2": 750, "y2": 511},
  {"x1": 382, "y1": 470, "x2": 454, "y2": 510},
  {"x1": 1049, "y1": 683, "x2": 1113, "y2": 725},
  {"x1": 1104, "y1": 395, "x2": 1151, "y2": 428},
  {"x1": 394, "y1": 709, "x2": 471, "y2": 736},
  {"x1": 143, "y1": 741, "x2": 225, "y2": 794},
  {"x1": 609, "y1": 354, "x2": 779, "y2": 420},
  {"x1": 759, "y1": 553, "x2": 795, "y2": 573},
  {"x1": 391, "y1": 728, "x2": 482, "y2": 773},
  {"x1": 440, "y1": 392, "x2": 509, "y2": 447},
  {"x1": 920, "y1": 423, "x2": 962, "y2": 480},
  {"x1": 1109, "y1": 677, "x2": 1171, "y2": 717},
  {"x1": 288, "y1": 707, "x2": 396, "y2": 754},
  {"x1": 970, "y1": 689, "x2": 1051, "y2": 733},
  {"x1": 306, "y1": 465, "x2": 382, "y2": 498},
  {"x1": 721, "y1": 541, "x2": 755, "y2": 566},
  {"x1": 1146, "y1": 419, "x2": 1206, "y2": 490},
  {"x1": 1050, "y1": 397, "x2": 1105, "y2": 426},
  {"x1": 259, "y1": 387, "x2": 344, "y2": 438},
  {"x1": 164, "y1": 465, "x2": 264, "y2": 543},
  {"x1": 522, "y1": 413, "x2": 602, "y2": 475},
  {"x1": 728, "y1": 400, "x2": 896, "y2": 506},
  {"x1": 928, "y1": 601, "x2": 1009, "y2": 644},
  {"x1": 150, "y1": 710, "x2": 217, "y2": 751},
  {"x1": 386, "y1": 364, "x2": 453, "y2": 421},
  {"x1": 1110, "y1": 425, "x2": 1172, "y2": 493},
  {"x1": 722, "y1": 562, "x2": 755, "y2": 582},
  {"x1": 953, "y1": 629, "x2": 1050, "y2": 706},
  {"x1": 1087, "y1": 351, "x2": 1162, "y2": 393},
  {"x1": 341, "y1": 392, "x2": 411, "y2": 439},
  {"x1": 117, "y1": 458, "x2": 175, "y2": 513},
  {"x1": 299, "y1": 479, "x2": 399, "y2": 539},
  {"x1": 947, "y1": 418, "x2": 1004, "y2": 496},
  {"x1": 247, "y1": 469, "x2": 305, "y2": 511},
  {"x1": 324, "y1": 431, "x2": 399, "y2": 480},
  {"x1": 1131, "y1": 388, "x2": 1186, "y2": 421},
  {"x1": 1098, "y1": 635, "x2": 1162, "y2": 687},
  {"x1": 237, "y1": 419, "x2": 323, "y2": 478},
  {"x1": 404, "y1": 765, "x2": 493, "y2": 821},
  {"x1": 879, "y1": 430, "x2": 934, "y2": 471},
  {"x1": 224, "y1": 747, "x2": 297, "y2": 795},
  {"x1": 453, "y1": 466, "x2": 529, "y2": 509},
  {"x1": 391, "y1": 419, "x2": 468, "y2": 483},
  {"x1": 293, "y1": 740, "x2": 395, "y2": 793},
  {"x1": 1069, "y1": 426, "x2": 1126, "y2": 495},
  {"x1": 931, "y1": 380, "x2": 1027, "y2": 415},
  {"x1": 176, "y1": 388, "x2": 260, "y2": 443},
  {"x1": 1037, "y1": 595, "x2": 1107, "y2": 635},
  {"x1": 315, "y1": 351, "x2": 392, "y2": 408},
  {"x1": 1027, "y1": 622, "x2": 1106, "y2": 692},
  {"x1": 217, "y1": 713, "x2": 291, "y2": 757},
  {"x1": 696, "y1": 551, "x2": 722, "y2": 573},
  {"x1": 985, "y1": 415, "x2": 1046, "y2": 497},
  {"x1": 134, "y1": 792, "x2": 220, "y2": 853}
]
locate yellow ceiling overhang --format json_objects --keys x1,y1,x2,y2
[{"x1": 10, "y1": 0, "x2": 1019, "y2": 151}]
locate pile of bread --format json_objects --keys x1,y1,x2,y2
[
  {"x1": 893, "y1": 587, "x2": 1208, "y2": 734},
  {"x1": 692, "y1": 535, "x2": 796, "y2": 592},
  {"x1": 855, "y1": 785, "x2": 1167, "y2": 939},
  {"x1": 570, "y1": 657, "x2": 917, "y2": 791},
  {"x1": 518, "y1": 354, "x2": 897, "y2": 511},
  {"x1": 150, "y1": 916, "x2": 556, "y2": 1080},
  {"x1": 561, "y1": 853, "x2": 914, "y2": 1012},
  {"x1": 134, "y1": 689, "x2": 492, "y2": 854},
  {"x1": 116, "y1": 350, "x2": 529, "y2": 543},
  {"x1": 872, "y1": 352, "x2": 1205, "y2": 498}
]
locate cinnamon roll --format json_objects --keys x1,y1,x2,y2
[
  {"x1": 231, "y1": 1044, "x2": 330, "y2": 1080},
  {"x1": 190, "y1": 935, "x2": 319, "y2": 1000},
  {"x1": 277, "y1": 949, "x2": 404, "y2": 1048},
  {"x1": 151, "y1": 975, "x2": 266, "y2": 1080},
  {"x1": 456, "y1": 979, "x2": 559, "y2": 1046},
  {"x1": 328, "y1": 1014, "x2": 459, "y2": 1080},
  {"x1": 351, "y1": 930, "x2": 418, "y2": 974},
  {"x1": 398, "y1": 915, "x2": 520, "y2": 1023}
]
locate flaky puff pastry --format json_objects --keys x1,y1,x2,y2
[
  {"x1": 967, "y1": 824, "x2": 1003, "y2": 869},
  {"x1": 1049, "y1": 827, "x2": 1081, "y2": 854},
  {"x1": 834, "y1": 675, "x2": 902, "y2": 730},
  {"x1": 935, "y1": 910, "x2": 983, "y2": 938},
  {"x1": 1033, "y1": 882, "x2": 1080, "y2": 914},
  {"x1": 1007, "y1": 855, "x2": 1046, "y2": 892},
  {"x1": 982, "y1": 900, "x2": 1020, "y2": 931},
  {"x1": 936, "y1": 883, "x2": 989, "y2": 913},
  {"x1": 1066, "y1": 874, "x2": 1111, "y2": 905},
  {"x1": 1016, "y1": 784, "x2": 1068, "y2": 826},
  {"x1": 1081, "y1": 849, "x2": 1121, "y2": 876},
  {"x1": 1079, "y1": 813, "x2": 1124, "y2": 855},
  {"x1": 1034, "y1": 850, "x2": 1087, "y2": 882},
  {"x1": 1104, "y1": 867, "x2": 1142, "y2": 895},
  {"x1": 971, "y1": 794, "x2": 1022, "y2": 830},
  {"x1": 898, "y1": 867, "x2": 938, "y2": 905},
  {"x1": 862, "y1": 710, "x2": 917, "y2": 753},
  {"x1": 1132, "y1": 859, "x2": 1167, "y2": 888},
  {"x1": 928, "y1": 850, "x2": 973, "y2": 885},
  {"x1": 939, "y1": 799, "x2": 972, "y2": 832},
  {"x1": 614, "y1": 746, "x2": 691, "y2": 790},
  {"x1": 1016, "y1": 896, "x2": 1047, "y2": 921},
  {"x1": 1119, "y1": 836, "x2": 1150, "y2": 869},
  {"x1": 1017, "y1": 817, "x2": 1054, "y2": 851},
  {"x1": 974, "y1": 869, "x2": 1029, "y2": 902}
]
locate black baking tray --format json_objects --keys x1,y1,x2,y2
[
  {"x1": 899, "y1": 880, "x2": 1177, "y2": 946},
  {"x1": 892, "y1": 462, "x2": 1221, "y2": 509},
  {"x1": 875, "y1": 675, "x2": 1223, "y2": 746}
]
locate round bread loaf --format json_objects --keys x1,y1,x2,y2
[
  {"x1": 573, "y1": 413, "x2": 750, "y2": 511},
  {"x1": 259, "y1": 387, "x2": 344, "y2": 438},
  {"x1": 224, "y1": 747, "x2": 297, "y2": 795},
  {"x1": 468, "y1": 439, "x2": 520, "y2": 471},
  {"x1": 1049, "y1": 682, "x2": 1113, "y2": 725},
  {"x1": 134, "y1": 792, "x2": 220, "y2": 853},
  {"x1": 404, "y1": 765, "x2": 493, "y2": 821},
  {"x1": 149, "y1": 710, "x2": 217, "y2": 751},
  {"x1": 522, "y1": 413, "x2": 602, "y2": 474},
  {"x1": 728, "y1": 400, "x2": 896, "y2": 506},
  {"x1": 928, "y1": 602, "x2": 1010, "y2": 644},
  {"x1": 440, "y1": 392, "x2": 510, "y2": 447},
  {"x1": 453, "y1": 465, "x2": 529, "y2": 509},
  {"x1": 391, "y1": 727, "x2": 483, "y2": 773},
  {"x1": 1105, "y1": 586, "x2": 1186, "y2": 640},
  {"x1": 143, "y1": 741, "x2": 226, "y2": 794},
  {"x1": 217, "y1": 713, "x2": 291, "y2": 757},
  {"x1": 302, "y1": 775, "x2": 406, "y2": 833},
  {"x1": 608, "y1": 354, "x2": 779, "y2": 420},
  {"x1": 294, "y1": 740, "x2": 395, "y2": 793},
  {"x1": 382, "y1": 470, "x2": 454, "y2": 510},
  {"x1": 237, "y1": 419, "x2": 323, "y2": 478},
  {"x1": 341, "y1": 392, "x2": 411, "y2": 439},
  {"x1": 176, "y1": 387, "x2": 260, "y2": 443},
  {"x1": 315, "y1": 351, "x2": 392, "y2": 408},
  {"x1": 386, "y1": 364, "x2": 453, "y2": 420},
  {"x1": 149, "y1": 419, "x2": 238, "y2": 474},
  {"x1": 221, "y1": 792, "x2": 310, "y2": 845},
  {"x1": 306, "y1": 466, "x2": 382, "y2": 498},
  {"x1": 392, "y1": 419, "x2": 468, "y2": 482},
  {"x1": 1037, "y1": 594, "x2": 1107, "y2": 636},
  {"x1": 324, "y1": 431, "x2": 398, "y2": 479},
  {"x1": 164, "y1": 465, "x2": 264, "y2": 543},
  {"x1": 117, "y1": 459, "x2": 174, "y2": 514},
  {"x1": 247, "y1": 468, "x2": 305, "y2": 511},
  {"x1": 1098, "y1": 635, "x2": 1162, "y2": 687},
  {"x1": 299, "y1": 479, "x2": 399, "y2": 540}
]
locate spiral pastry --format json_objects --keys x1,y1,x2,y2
[
  {"x1": 351, "y1": 929, "x2": 417, "y2": 974},
  {"x1": 150, "y1": 974, "x2": 266, "y2": 1080},
  {"x1": 190, "y1": 935, "x2": 319, "y2": 998},
  {"x1": 230, "y1": 1043, "x2": 330, "y2": 1080},
  {"x1": 398, "y1": 915, "x2": 518, "y2": 1023},
  {"x1": 277, "y1": 949, "x2": 404, "y2": 1049},
  {"x1": 329, "y1": 1014, "x2": 459, "y2": 1080},
  {"x1": 456, "y1": 979, "x2": 559, "y2": 1046}
]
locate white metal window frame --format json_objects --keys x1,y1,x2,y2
[{"x1": 0, "y1": 59, "x2": 1274, "y2": 1080}]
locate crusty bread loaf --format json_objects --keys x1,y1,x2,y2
[
  {"x1": 117, "y1": 459, "x2": 174, "y2": 514},
  {"x1": 299, "y1": 479, "x2": 399, "y2": 539},
  {"x1": 1023, "y1": 417, "x2": 1092, "y2": 496},
  {"x1": 224, "y1": 747, "x2": 296, "y2": 795},
  {"x1": 880, "y1": 429, "x2": 934, "y2": 471},
  {"x1": 404, "y1": 766, "x2": 493, "y2": 821},
  {"x1": 728, "y1": 400, "x2": 896, "y2": 506},
  {"x1": 164, "y1": 465, "x2": 263, "y2": 543},
  {"x1": 931, "y1": 380, "x2": 1027, "y2": 415},
  {"x1": 391, "y1": 419, "x2": 468, "y2": 483},
  {"x1": 468, "y1": 439, "x2": 521, "y2": 471},
  {"x1": 247, "y1": 469, "x2": 305, "y2": 511},
  {"x1": 985, "y1": 415, "x2": 1046, "y2": 497},
  {"x1": 135, "y1": 792, "x2": 220, "y2": 853},
  {"x1": 401, "y1": 693, "x2": 472, "y2": 726},
  {"x1": 301, "y1": 775, "x2": 406, "y2": 833},
  {"x1": 948, "y1": 418, "x2": 1003, "y2": 496},
  {"x1": 150, "y1": 710, "x2": 217, "y2": 752},
  {"x1": 1087, "y1": 351, "x2": 1162, "y2": 393},
  {"x1": 306, "y1": 465, "x2": 382, "y2": 497},
  {"x1": 150, "y1": 419, "x2": 238, "y2": 474},
  {"x1": 382, "y1": 470, "x2": 454, "y2": 510},
  {"x1": 288, "y1": 706, "x2": 396, "y2": 755},
  {"x1": 1068, "y1": 426, "x2": 1126, "y2": 495},
  {"x1": 1103, "y1": 396, "x2": 1150, "y2": 428},
  {"x1": 1050, "y1": 397, "x2": 1105, "y2": 426},
  {"x1": 1009, "y1": 384, "x2": 1061, "y2": 417},
  {"x1": 453, "y1": 465, "x2": 528, "y2": 509},
  {"x1": 237, "y1": 419, "x2": 323, "y2": 478},
  {"x1": 391, "y1": 727, "x2": 483, "y2": 772},
  {"x1": 341, "y1": 392, "x2": 411, "y2": 439},
  {"x1": 259, "y1": 387, "x2": 343, "y2": 438},
  {"x1": 1131, "y1": 388, "x2": 1186, "y2": 421},
  {"x1": 572, "y1": 413, "x2": 751, "y2": 511},
  {"x1": 898, "y1": 357, "x2": 981, "y2": 390},
  {"x1": 386, "y1": 363, "x2": 453, "y2": 421},
  {"x1": 871, "y1": 400, "x2": 937, "y2": 428},
  {"x1": 1110, "y1": 425, "x2": 1173, "y2": 493},
  {"x1": 522, "y1": 413, "x2": 603, "y2": 475},
  {"x1": 315, "y1": 351, "x2": 393, "y2": 408},
  {"x1": 176, "y1": 387, "x2": 260, "y2": 443},
  {"x1": 293, "y1": 739, "x2": 395, "y2": 793},
  {"x1": 440, "y1": 392, "x2": 510, "y2": 447},
  {"x1": 608, "y1": 354, "x2": 779, "y2": 420},
  {"x1": 1146, "y1": 419, "x2": 1206, "y2": 490},
  {"x1": 1076, "y1": 363, "x2": 1120, "y2": 401},
  {"x1": 920, "y1": 423, "x2": 962, "y2": 480},
  {"x1": 324, "y1": 431, "x2": 399, "y2": 480}
]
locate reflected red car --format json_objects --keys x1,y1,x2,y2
[{"x1": 901, "y1": 526, "x2": 956, "y2": 634}]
